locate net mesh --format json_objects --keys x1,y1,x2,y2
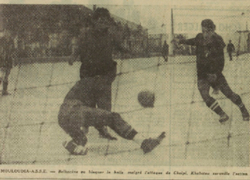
[
  {"x1": 0, "y1": 54, "x2": 249, "y2": 166},
  {"x1": 0, "y1": 5, "x2": 249, "y2": 166}
]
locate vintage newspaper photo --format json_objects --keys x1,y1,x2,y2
[{"x1": 0, "y1": 0, "x2": 249, "y2": 179}]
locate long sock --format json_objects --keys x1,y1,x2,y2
[
  {"x1": 233, "y1": 94, "x2": 243, "y2": 105},
  {"x1": 209, "y1": 101, "x2": 225, "y2": 116},
  {"x1": 108, "y1": 112, "x2": 138, "y2": 140},
  {"x1": 238, "y1": 102, "x2": 249, "y2": 118}
]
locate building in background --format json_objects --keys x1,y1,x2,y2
[
  {"x1": 0, "y1": 5, "x2": 149, "y2": 61},
  {"x1": 109, "y1": 13, "x2": 149, "y2": 58}
]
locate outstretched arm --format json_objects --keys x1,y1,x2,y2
[
  {"x1": 179, "y1": 38, "x2": 196, "y2": 46},
  {"x1": 172, "y1": 37, "x2": 197, "y2": 49}
]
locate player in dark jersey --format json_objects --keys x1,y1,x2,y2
[
  {"x1": 227, "y1": 40, "x2": 235, "y2": 61},
  {"x1": 162, "y1": 40, "x2": 169, "y2": 62},
  {"x1": 58, "y1": 79, "x2": 165, "y2": 155},
  {"x1": 69, "y1": 8, "x2": 125, "y2": 140},
  {"x1": 0, "y1": 29, "x2": 16, "y2": 96},
  {"x1": 176, "y1": 19, "x2": 249, "y2": 123}
]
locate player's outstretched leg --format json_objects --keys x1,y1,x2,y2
[
  {"x1": 97, "y1": 126, "x2": 117, "y2": 140},
  {"x1": 218, "y1": 75, "x2": 249, "y2": 121},
  {"x1": 58, "y1": 102, "x2": 89, "y2": 155},
  {"x1": 198, "y1": 79, "x2": 229, "y2": 123},
  {"x1": 59, "y1": 102, "x2": 166, "y2": 155},
  {"x1": 141, "y1": 132, "x2": 166, "y2": 154},
  {"x1": 94, "y1": 112, "x2": 166, "y2": 154}
]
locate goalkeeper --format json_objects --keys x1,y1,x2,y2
[
  {"x1": 68, "y1": 8, "x2": 126, "y2": 140},
  {"x1": 176, "y1": 19, "x2": 249, "y2": 123},
  {"x1": 58, "y1": 79, "x2": 165, "y2": 155}
]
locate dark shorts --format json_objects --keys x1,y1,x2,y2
[
  {"x1": 58, "y1": 100, "x2": 88, "y2": 138},
  {"x1": 58, "y1": 99, "x2": 115, "y2": 138},
  {"x1": 197, "y1": 72, "x2": 240, "y2": 105},
  {"x1": 58, "y1": 99, "x2": 137, "y2": 140}
]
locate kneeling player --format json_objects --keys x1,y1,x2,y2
[{"x1": 58, "y1": 79, "x2": 165, "y2": 155}]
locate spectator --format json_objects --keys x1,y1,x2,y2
[
  {"x1": 0, "y1": 29, "x2": 16, "y2": 96},
  {"x1": 227, "y1": 40, "x2": 235, "y2": 61},
  {"x1": 162, "y1": 40, "x2": 169, "y2": 62}
]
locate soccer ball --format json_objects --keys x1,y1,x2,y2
[{"x1": 137, "y1": 90, "x2": 155, "y2": 108}]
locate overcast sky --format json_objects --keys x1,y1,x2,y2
[
  {"x1": 95, "y1": 4, "x2": 250, "y2": 35},
  {"x1": 1, "y1": 0, "x2": 250, "y2": 36}
]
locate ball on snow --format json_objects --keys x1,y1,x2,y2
[{"x1": 137, "y1": 90, "x2": 155, "y2": 108}]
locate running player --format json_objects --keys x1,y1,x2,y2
[{"x1": 176, "y1": 19, "x2": 249, "y2": 123}]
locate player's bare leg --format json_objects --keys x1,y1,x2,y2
[{"x1": 59, "y1": 102, "x2": 165, "y2": 155}]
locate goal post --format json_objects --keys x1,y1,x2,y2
[
  {"x1": 168, "y1": 8, "x2": 174, "y2": 56},
  {"x1": 236, "y1": 30, "x2": 250, "y2": 56}
]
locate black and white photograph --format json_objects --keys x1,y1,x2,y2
[{"x1": 0, "y1": 0, "x2": 249, "y2": 179}]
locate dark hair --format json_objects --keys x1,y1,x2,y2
[
  {"x1": 201, "y1": 19, "x2": 216, "y2": 31},
  {"x1": 92, "y1": 8, "x2": 111, "y2": 21}
]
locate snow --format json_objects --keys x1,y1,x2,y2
[{"x1": 0, "y1": 53, "x2": 249, "y2": 166}]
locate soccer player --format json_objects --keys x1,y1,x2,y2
[
  {"x1": 0, "y1": 29, "x2": 16, "y2": 96},
  {"x1": 227, "y1": 40, "x2": 235, "y2": 61},
  {"x1": 176, "y1": 19, "x2": 249, "y2": 123},
  {"x1": 58, "y1": 79, "x2": 165, "y2": 155},
  {"x1": 68, "y1": 8, "x2": 126, "y2": 140}
]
